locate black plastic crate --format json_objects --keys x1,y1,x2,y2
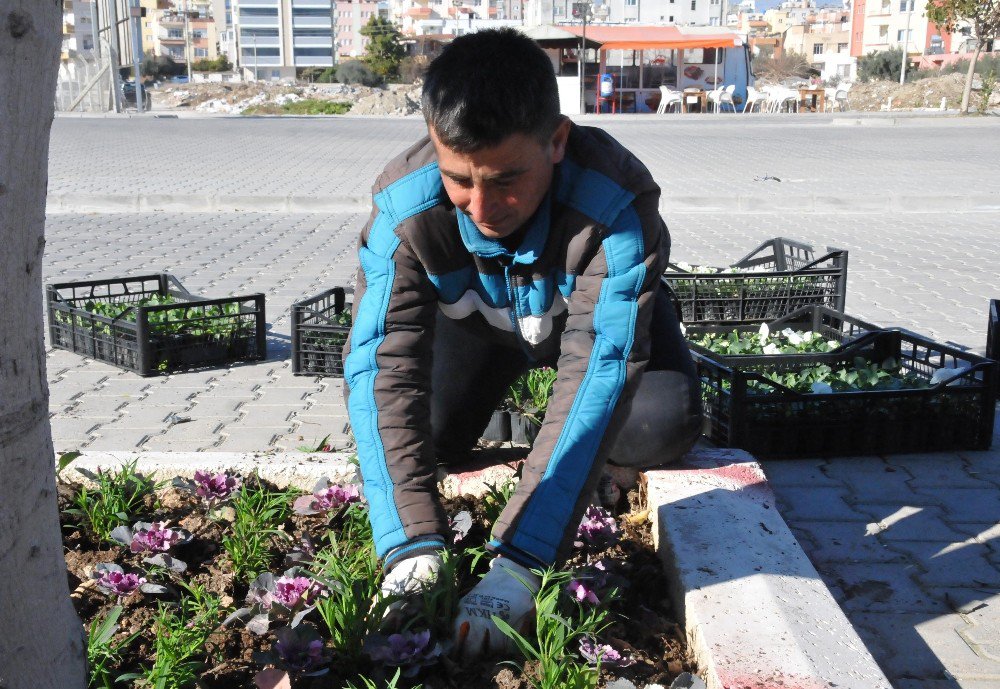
[
  {"x1": 664, "y1": 237, "x2": 848, "y2": 324},
  {"x1": 684, "y1": 305, "x2": 882, "y2": 357},
  {"x1": 693, "y1": 323, "x2": 997, "y2": 458},
  {"x1": 47, "y1": 274, "x2": 266, "y2": 376},
  {"x1": 988, "y1": 299, "x2": 999, "y2": 363},
  {"x1": 291, "y1": 287, "x2": 352, "y2": 377}
]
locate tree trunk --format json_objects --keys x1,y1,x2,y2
[
  {"x1": 0, "y1": 2, "x2": 87, "y2": 687},
  {"x1": 960, "y1": 42, "x2": 983, "y2": 115}
]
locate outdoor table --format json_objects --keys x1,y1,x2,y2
[
  {"x1": 683, "y1": 89, "x2": 707, "y2": 113},
  {"x1": 798, "y1": 87, "x2": 825, "y2": 113}
]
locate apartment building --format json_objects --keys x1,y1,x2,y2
[
  {"x1": 233, "y1": 0, "x2": 340, "y2": 79},
  {"x1": 783, "y1": 7, "x2": 852, "y2": 79},
  {"x1": 393, "y1": 0, "x2": 495, "y2": 38},
  {"x1": 335, "y1": 0, "x2": 385, "y2": 58},
  {"x1": 148, "y1": 1, "x2": 219, "y2": 63},
  {"x1": 849, "y1": 0, "x2": 950, "y2": 59},
  {"x1": 521, "y1": 0, "x2": 731, "y2": 28}
]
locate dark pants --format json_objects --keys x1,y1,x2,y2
[{"x1": 430, "y1": 282, "x2": 702, "y2": 469}]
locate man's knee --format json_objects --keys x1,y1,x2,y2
[{"x1": 609, "y1": 370, "x2": 702, "y2": 469}]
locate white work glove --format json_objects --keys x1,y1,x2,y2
[
  {"x1": 379, "y1": 552, "x2": 442, "y2": 630},
  {"x1": 453, "y1": 557, "x2": 540, "y2": 661}
]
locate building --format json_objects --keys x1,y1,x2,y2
[
  {"x1": 848, "y1": 0, "x2": 952, "y2": 61},
  {"x1": 335, "y1": 0, "x2": 385, "y2": 58},
  {"x1": 233, "y1": 0, "x2": 346, "y2": 79},
  {"x1": 521, "y1": 0, "x2": 731, "y2": 28},
  {"x1": 783, "y1": 6, "x2": 852, "y2": 80},
  {"x1": 147, "y1": 1, "x2": 219, "y2": 63}
]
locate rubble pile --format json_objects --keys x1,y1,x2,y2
[
  {"x1": 152, "y1": 81, "x2": 418, "y2": 115},
  {"x1": 846, "y1": 72, "x2": 998, "y2": 112}
]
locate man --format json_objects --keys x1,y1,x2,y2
[{"x1": 343, "y1": 27, "x2": 701, "y2": 660}]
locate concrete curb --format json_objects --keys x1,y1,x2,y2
[
  {"x1": 46, "y1": 193, "x2": 1000, "y2": 215},
  {"x1": 646, "y1": 449, "x2": 892, "y2": 689}
]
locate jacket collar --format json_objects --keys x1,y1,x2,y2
[{"x1": 455, "y1": 174, "x2": 556, "y2": 265}]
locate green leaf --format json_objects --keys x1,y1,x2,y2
[{"x1": 57, "y1": 451, "x2": 81, "y2": 476}]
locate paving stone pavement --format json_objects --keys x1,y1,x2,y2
[{"x1": 44, "y1": 115, "x2": 1000, "y2": 688}]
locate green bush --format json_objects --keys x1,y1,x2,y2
[
  {"x1": 242, "y1": 99, "x2": 352, "y2": 116},
  {"x1": 337, "y1": 60, "x2": 381, "y2": 86},
  {"x1": 191, "y1": 54, "x2": 233, "y2": 72},
  {"x1": 858, "y1": 48, "x2": 904, "y2": 82}
]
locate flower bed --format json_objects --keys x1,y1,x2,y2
[
  {"x1": 663, "y1": 238, "x2": 848, "y2": 324},
  {"x1": 47, "y1": 274, "x2": 265, "y2": 376},
  {"x1": 61, "y1": 458, "x2": 692, "y2": 688},
  {"x1": 684, "y1": 309, "x2": 998, "y2": 458}
]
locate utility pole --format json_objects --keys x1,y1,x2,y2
[
  {"x1": 899, "y1": 0, "x2": 912, "y2": 84},
  {"x1": 184, "y1": 0, "x2": 193, "y2": 81},
  {"x1": 573, "y1": 2, "x2": 590, "y2": 113},
  {"x1": 129, "y1": 0, "x2": 144, "y2": 112},
  {"x1": 253, "y1": 33, "x2": 258, "y2": 80},
  {"x1": 104, "y1": 0, "x2": 124, "y2": 111}
]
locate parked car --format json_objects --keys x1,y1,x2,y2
[
  {"x1": 170, "y1": 75, "x2": 189, "y2": 84},
  {"x1": 121, "y1": 81, "x2": 152, "y2": 110}
]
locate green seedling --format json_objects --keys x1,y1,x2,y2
[
  {"x1": 87, "y1": 605, "x2": 139, "y2": 689},
  {"x1": 64, "y1": 460, "x2": 158, "y2": 542},
  {"x1": 122, "y1": 583, "x2": 225, "y2": 689},
  {"x1": 492, "y1": 568, "x2": 611, "y2": 689},
  {"x1": 343, "y1": 668, "x2": 420, "y2": 689},
  {"x1": 222, "y1": 477, "x2": 294, "y2": 583},
  {"x1": 482, "y1": 473, "x2": 519, "y2": 529}
]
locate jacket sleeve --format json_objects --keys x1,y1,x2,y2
[
  {"x1": 489, "y1": 182, "x2": 668, "y2": 569},
  {"x1": 343, "y1": 201, "x2": 450, "y2": 570}
]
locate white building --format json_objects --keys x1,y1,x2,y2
[
  {"x1": 234, "y1": 0, "x2": 337, "y2": 79},
  {"x1": 521, "y1": 0, "x2": 732, "y2": 28}
]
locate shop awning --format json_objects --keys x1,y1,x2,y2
[{"x1": 551, "y1": 25, "x2": 742, "y2": 51}]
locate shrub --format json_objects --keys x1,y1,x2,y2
[
  {"x1": 337, "y1": 60, "x2": 381, "y2": 86},
  {"x1": 858, "y1": 48, "x2": 904, "y2": 83},
  {"x1": 752, "y1": 51, "x2": 813, "y2": 82},
  {"x1": 191, "y1": 55, "x2": 232, "y2": 72}
]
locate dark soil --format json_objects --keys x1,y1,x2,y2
[{"x1": 60, "y1": 461, "x2": 694, "y2": 688}]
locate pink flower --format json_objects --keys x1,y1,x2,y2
[
  {"x1": 576, "y1": 505, "x2": 619, "y2": 546},
  {"x1": 193, "y1": 470, "x2": 241, "y2": 502},
  {"x1": 579, "y1": 638, "x2": 633, "y2": 667},
  {"x1": 130, "y1": 522, "x2": 181, "y2": 553},
  {"x1": 567, "y1": 579, "x2": 600, "y2": 605},
  {"x1": 273, "y1": 576, "x2": 322, "y2": 608},
  {"x1": 98, "y1": 570, "x2": 146, "y2": 597},
  {"x1": 312, "y1": 484, "x2": 360, "y2": 511}
]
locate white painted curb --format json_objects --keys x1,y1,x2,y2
[{"x1": 646, "y1": 449, "x2": 892, "y2": 689}]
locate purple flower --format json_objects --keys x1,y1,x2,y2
[
  {"x1": 97, "y1": 570, "x2": 146, "y2": 597},
  {"x1": 576, "y1": 505, "x2": 619, "y2": 547},
  {"x1": 130, "y1": 522, "x2": 182, "y2": 553},
  {"x1": 273, "y1": 576, "x2": 323, "y2": 608},
  {"x1": 273, "y1": 625, "x2": 329, "y2": 674},
  {"x1": 313, "y1": 484, "x2": 360, "y2": 510},
  {"x1": 364, "y1": 629, "x2": 443, "y2": 677},
  {"x1": 566, "y1": 579, "x2": 600, "y2": 605},
  {"x1": 578, "y1": 638, "x2": 634, "y2": 667},
  {"x1": 193, "y1": 470, "x2": 241, "y2": 502}
]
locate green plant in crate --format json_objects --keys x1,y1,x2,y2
[
  {"x1": 122, "y1": 583, "x2": 225, "y2": 689},
  {"x1": 687, "y1": 324, "x2": 841, "y2": 356},
  {"x1": 222, "y1": 477, "x2": 294, "y2": 583},
  {"x1": 87, "y1": 605, "x2": 140, "y2": 689},
  {"x1": 492, "y1": 568, "x2": 611, "y2": 689},
  {"x1": 507, "y1": 367, "x2": 558, "y2": 426},
  {"x1": 64, "y1": 460, "x2": 159, "y2": 542}
]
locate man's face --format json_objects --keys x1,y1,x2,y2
[{"x1": 430, "y1": 119, "x2": 571, "y2": 241}]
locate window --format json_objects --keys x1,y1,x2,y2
[
  {"x1": 813, "y1": 44, "x2": 823, "y2": 54},
  {"x1": 897, "y1": 28, "x2": 911, "y2": 41},
  {"x1": 626, "y1": 0, "x2": 636, "y2": 6},
  {"x1": 294, "y1": 47, "x2": 333, "y2": 56},
  {"x1": 82, "y1": 37, "x2": 94, "y2": 50},
  {"x1": 899, "y1": 0, "x2": 913, "y2": 10},
  {"x1": 240, "y1": 7, "x2": 278, "y2": 16},
  {"x1": 195, "y1": 48, "x2": 208, "y2": 56},
  {"x1": 168, "y1": 29, "x2": 183, "y2": 38},
  {"x1": 293, "y1": 7, "x2": 331, "y2": 16},
  {"x1": 837, "y1": 42, "x2": 848, "y2": 52},
  {"x1": 668, "y1": 14, "x2": 674, "y2": 21},
  {"x1": 242, "y1": 27, "x2": 279, "y2": 36},
  {"x1": 241, "y1": 47, "x2": 279, "y2": 57},
  {"x1": 878, "y1": 25, "x2": 888, "y2": 40},
  {"x1": 297, "y1": 27, "x2": 332, "y2": 36}
]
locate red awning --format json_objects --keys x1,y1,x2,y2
[{"x1": 557, "y1": 25, "x2": 741, "y2": 50}]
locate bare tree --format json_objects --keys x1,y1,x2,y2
[
  {"x1": 926, "y1": 0, "x2": 1000, "y2": 113},
  {"x1": 0, "y1": 2, "x2": 87, "y2": 686}
]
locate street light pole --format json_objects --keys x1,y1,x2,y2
[
  {"x1": 573, "y1": 2, "x2": 590, "y2": 113},
  {"x1": 184, "y1": 0, "x2": 193, "y2": 81},
  {"x1": 899, "y1": 0, "x2": 912, "y2": 84}
]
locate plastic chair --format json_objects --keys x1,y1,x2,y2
[
  {"x1": 716, "y1": 84, "x2": 736, "y2": 113},
  {"x1": 656, "y1": 85, "x2": 683, "y2": 114},
  {"x1": 743, "y1": 85, "x2": 766, "y2": 114}
]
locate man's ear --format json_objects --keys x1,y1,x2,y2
[{"x1": 550, "y1": 118, "x2": 572, "y2": 164}]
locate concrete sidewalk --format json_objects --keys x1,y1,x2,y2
[{"x1": 44, "y1": 115, "x2": 1000, "y2": 688}]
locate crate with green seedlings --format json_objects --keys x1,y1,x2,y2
[
  {"x1": 58, "y1": 455, "x2": 691, "y2": 688},
  {"x1": 291, "y1": 287, "x2": 353, "y2": 377},
  {"x1": 47, "y1": 273, "x2": 266, "y2": 375},
  {"x1": 663, "y1": 237, "x2": 848, "y2": 324},
  {"x1": 686, "y1": 307, "x2": 998, "y2": 458}
]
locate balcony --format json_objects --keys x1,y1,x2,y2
[
  {"x1": 294, "y1": 35, "x2": 334, "y2": 47},
  {"x1": 292, "y1": 15, "x2": 333, "y2": 28}
]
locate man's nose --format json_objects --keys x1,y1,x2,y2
[{"x1": 466, "y1": 184, "x2": 497, "y2": 223}]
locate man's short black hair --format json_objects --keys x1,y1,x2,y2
[{"x1": 422, "y1": 28, "x2": 562, "y2": 152}]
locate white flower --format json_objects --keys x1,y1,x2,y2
[
  {"x1": 679, "y1": 322, "x2": 687, "y2": 336},
  {"x1": 758, "y1": 322, "x2": 770, "y2": 344},
  {"x1": 810, "y1": 382, "x2": 834, "y2": 394},
  {"x1": 930, "y1": 365, "x2": 969, "y2": 386},
  {"x1": 763, "y1": 343, "x2": 781, "y2": 355},
  {"x1": 782, "y1": 328, "x2": 803, "y2": 345},
  {"x1": 675, "y1": 262, "x2": 693, "y2": 272}
]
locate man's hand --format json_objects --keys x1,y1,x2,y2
[
  {"x1": 379, "y1": 553, "x2": 443, "y2": 631},
  {"x1": 453, "y1": 557, "x2": 540, "y2": 661}
]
